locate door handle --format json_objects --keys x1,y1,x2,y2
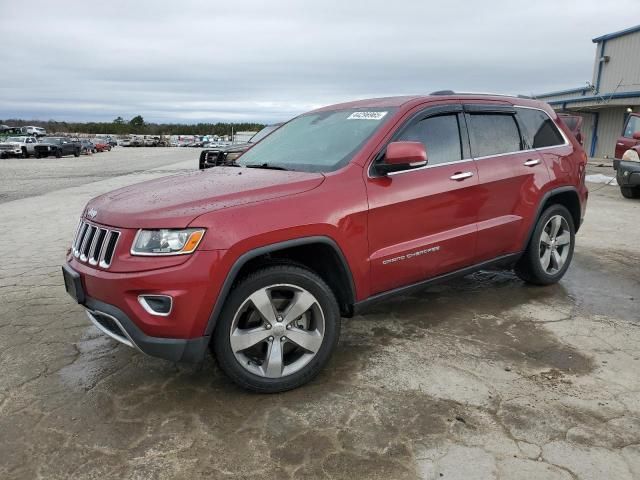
[
  {"x1": 523, "y1": 159, "x2": 540, "y2": 167},
  {"x1": 450, "y1": 172, "x2": 474, "y2": 181}
]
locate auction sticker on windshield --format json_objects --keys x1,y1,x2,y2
[{"x1": 347, "y1": 111, "x2": 388, "y2": 120}]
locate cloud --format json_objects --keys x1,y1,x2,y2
[{"x1": 1, "y1": 0, "x2": 638, "y2": 123}]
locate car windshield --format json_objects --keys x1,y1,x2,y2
[
  {"x1": 249, "y1": 125, "x2": 279, "y2": 144},
  {"x1": 237, "y1": 108, "x2": 396, "y2": 172}
]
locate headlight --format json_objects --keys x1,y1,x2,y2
[
  {"x1": 622, "y1": 149, "x2": 640, "y2": 163},
  {"x1": 131, "y1": 228, "x2": 205, "y2": 256}
]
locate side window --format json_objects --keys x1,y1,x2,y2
[
  {"x1": 516, "y1": 108, "x2": 565, "y2": 149},
  {"x1": 624, "y1": 115, "x2": 640, "y2": 138},
  {"x1": 396, "y1": 114, "x2": 462, "y2": 166},
  {"x1": 468, "y1": 114, "x2": 521, "y2": 157}
]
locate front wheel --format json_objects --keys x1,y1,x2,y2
[
  {"x1": 55, "y1": 150, "x2": 62, "y2": 158},
  {"x1": 22, "y1": 148, "x2": 29, "y2": 158},
  {"x1": 213, "y1": 265, "x2": 340, "y2": 393},
  {"x1": 74, "y1": 149, "x2": 80, "y2": 157},
  {"x1": 515, "y1": 204, "x2": 575, "y2": 286},
  {"x1": 620, "y1": 186, "x2": 640, "y2": 199}
]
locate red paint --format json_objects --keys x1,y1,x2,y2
[
  {"x1": 66, "y1": 94, "x2": 588, "y2": 343},
  {"x1": 615, "y1": 113, "x2": 640, "y2": 159}
]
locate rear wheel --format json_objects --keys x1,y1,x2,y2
[
  {"x1": 213, "y1": 265, "x2": 340, "y2": 393},
  {"x1": 620, "y1": 186, "x2": 640, "y2": 199},
  {"x1": 74, "y1": 149, "x2": 80, "y2": 157},
  {"x1": 515, "y1": 204, "x2": 575, "y2": 286}
]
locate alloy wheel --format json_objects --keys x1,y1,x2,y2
[
  {"x1": 229, "y1": 284, "x2": 325, "y2": 378},
  {"x1": 538, "y1": 214, "x2": 571, "y2": 275}
]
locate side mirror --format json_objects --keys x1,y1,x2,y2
[
  {"x1": 633, "y1": 132, "x2": 640, "y2": 140},
  {"x1": 377, "y1": 141, "x2": 427, "y2": 175}
]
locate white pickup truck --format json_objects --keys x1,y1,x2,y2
[{"x1": 0, "y1": 136, "x2": 40, "y2": 158}]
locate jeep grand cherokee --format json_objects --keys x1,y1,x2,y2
[{"x1": 63, "y1": 92, "x2": 588, "y2": 392}]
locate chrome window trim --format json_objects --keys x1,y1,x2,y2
[
  {"x1": 466, "y1": 105, "x2": 570, "y2": 161},
  {"x1": 137, "y1": 295, "x2": 173, "y2": 317},
  {"x1": 387, "y1": 158, "x2": 474, "y2": 177},
  {"x1": 367, "y1": 104, "x2": 570, "y2": 179}
]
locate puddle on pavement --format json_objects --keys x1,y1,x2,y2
[
  {"x1": 564, "y1": 249, "x2": 639, "y2": 322},
  {"x1": 355, "y1": 269, "x2": 594, "y2": 375}
]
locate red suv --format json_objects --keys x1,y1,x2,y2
[{"x1": 62, "y1": 93, "x2": 588, "y2": 392}]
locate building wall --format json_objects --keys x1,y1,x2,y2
[
  {"x1": 595, "y1": 31, "x2": 640, "y2": 94},
  {"x1": 593, "y1": 108, "x2": 627, "y2": 157}
]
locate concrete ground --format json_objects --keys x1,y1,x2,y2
[{"x1": 0, "y1": 148, "x2": 638, "y2": 479}]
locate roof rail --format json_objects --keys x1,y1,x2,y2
[{"x1": 430, "y1": 90, "x2": 532, "y2": 99}]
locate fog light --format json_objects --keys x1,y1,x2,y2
[{"x1": 138, "y1": 295, "x2": 173, "y2": 316}]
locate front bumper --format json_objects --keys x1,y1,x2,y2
[
  {"x1": 613, "y1": 160, "x2": 640, "y2": 187},
  {"x1": 0, "y1": 147, "x2": 21, "y2": 156},
  {"x1": 62, "y1": 252, "x2": 224, "y2": 362}
]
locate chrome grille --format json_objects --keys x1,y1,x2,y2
[{"x1": 72, "y1": 220, "x2": 120, "y2": 269}]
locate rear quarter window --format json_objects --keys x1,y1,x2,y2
[
  {"x1": 467, "y1": 114, "x2": 521, "y2": 157},
  {"x1": 517, "y1": 108, "x2": 565, "y2": 149}
]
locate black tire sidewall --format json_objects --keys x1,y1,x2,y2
[
  {"x1": 523, "y1": 204, "x2": 575, "y2": 285},
  {"x1": 213, "y1": 265, "x2": 340, "y2": 393}
]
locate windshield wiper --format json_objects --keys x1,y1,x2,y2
[{"x1": 244, "y1": 163, "x2": 289, "y2": 171}]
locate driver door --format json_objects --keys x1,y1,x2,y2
[{"x1": 366, "y1": 105, "x2": 480, "y2": 295}]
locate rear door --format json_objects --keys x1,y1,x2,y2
[
  {"x1": 366, "y1": 104, "x2": 480, "y2": 295},
  {"x1": 616, "y1": 114, "x2": 640, "y2": 159},
  {"x1": 464, "y1": 104, "x2": 550, "y2": 262}
]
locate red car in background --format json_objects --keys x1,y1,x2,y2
[
  {"x1": 615, "y1": 113, "x2": 640, "y2": 159},
  {"x1": 93, "y1": 139, "x2": 112, "y2": 152}
]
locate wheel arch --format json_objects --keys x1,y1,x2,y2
[
  {"x1": 523, "y1": 186, "x2": 581, "y2": 250},
  {"x1": 203, "y1": 236, "x2": 356, "y2": 336}
]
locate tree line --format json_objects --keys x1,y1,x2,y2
[{"x1": 1, "y1": 116, "x2": 266, "y2": 136}]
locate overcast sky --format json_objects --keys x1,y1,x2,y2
[{"x1": 2, "y1": 0, "x2": 639, "y2": 124}]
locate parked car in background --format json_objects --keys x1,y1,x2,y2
[
  {"x1": 22, "y1": 126, "x2": 47, "y2": 136},
  {"x1": 615, "y1": 113, "x2": 640, "y2": 159},
  {"x1": 199, "y1": 123, "x2": 283, "y2": 169},
  {"x1": 0, "y1": 136, "x2": 39, "y2": 158},
  {"x1": 613, "y1": 146, "x2": 640, "y2": 199},
  {"x1": 93, "y1": 139, "x2": 112, "y2": 152},
  {"x1": 558, "y1": 113, "x2": 584, "y2": 145},
  {"x1": 64, "y1": 93, "x2": 588, "y2": 392},
  {"x1": 34, "y1": 137, "x2": 81, "y2": 158},
  {"x1": 80, "y1": 139, "x2": 96, "y2": 154}
]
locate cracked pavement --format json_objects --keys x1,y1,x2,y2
[{"x1": 0, "y1": 149, "x2": 639, "y2": 479}]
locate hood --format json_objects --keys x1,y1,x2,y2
[
  {"x1": 0, "y1": 141, "x2": 20, "y2": 147},
  {"x1": 85, "y1": 167, "x2": 325, "y2": 228}
]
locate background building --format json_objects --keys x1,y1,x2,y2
[{"x1": 534, "y1": 24, "x2": 640, "y2": 158}]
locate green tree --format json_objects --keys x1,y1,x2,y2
[
  {"x1": 113, "y1": 116, "x2": 125, "y2": 125},
  {"x1": 129, "y1": 115, "x2": 145, "y2": 129}
]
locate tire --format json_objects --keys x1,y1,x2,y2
[
  {"x1": 22, "y1": 148, "x2": 29, "y2": 158},
  {"x1": 55, "y1": 149, "x2": 62, "y2": 158},
  {"x1": 515, "y1": 204, "x2": 575, "y2": 286},
  {"x1": 620, "y1": 186, "x2": 640, "y2": 199},
  {"x1": 73, "y1": 149, "x2": 80, "y2": 157},
  {"x1": 213, "y1": 265, "x2": 340, "y2": 393}
]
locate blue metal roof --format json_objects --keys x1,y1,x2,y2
[
  {"x1": 592, "y1": 24, "x2": 640, "y2": 43},
  {"x1": 547, "y1": 90, "x2": 640, "y2": 106},
  {"x1": 533, "y1": 87, "x2": 589, "y2": 99}
]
